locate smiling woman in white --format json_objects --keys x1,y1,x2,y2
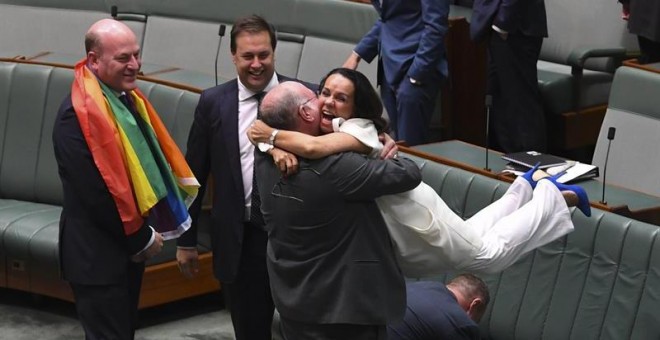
[{"x1": 249, "y1": 68, "x2": 585, "y2": 277}]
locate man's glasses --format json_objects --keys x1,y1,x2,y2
[{"x1": 299, "y1": 96, "x2": 315, "y2": 108}]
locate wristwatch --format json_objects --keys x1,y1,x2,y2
[
  {"x1": 409, "y1": 77, "x2": 422, "y2": 86},
  {"x1": 269, "y1": 129, "x2": 279, "y2": 145},
  {"x1": 257, "y1": 143, "x2": 273, "y2": 153}
]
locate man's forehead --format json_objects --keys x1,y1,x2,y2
[
  {"x1": 235, "y1": 31, "x2": 272, "y2": 48},
  {"x1": 299, "y1": 86, "x2": 314, "y2": 96}
]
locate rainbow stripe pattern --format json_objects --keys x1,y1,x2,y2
[{"x1": 71, "y1": 59, "x2": 199, "y2": 239}]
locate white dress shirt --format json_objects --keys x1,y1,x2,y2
[{"x1": 236, "y1": 74, "x2": 280, "y2": 220}]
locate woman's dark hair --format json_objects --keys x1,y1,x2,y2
[{"x1": 319, "y1": 68, "x2": 389, "y2": 133}]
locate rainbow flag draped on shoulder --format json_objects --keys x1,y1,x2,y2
[{"x1": 71, "y1": 58, "x2": 199, "y2": 240}]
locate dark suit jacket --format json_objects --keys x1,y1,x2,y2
[
  {"x1": 387, "y1": 281, "x2": 481, "y2": 340},
  {"x1": 52, "y1": 96, "x2": 152, "y2": 285},
  {"x1": 471, "y1": 0, "x2": 548, "y2": 42},
  {"x1": 622, "y1": 0, "x2": 660, "y2": 41},
  {"x1": 354, "y1": 0, "x2": 449, "y2": 86},
  {"x1": 177, "y1": 74, "x2": 314, "y2": 282},
  {"x1": 256, "y1": 151, "x2": 422, "y2": 325}
]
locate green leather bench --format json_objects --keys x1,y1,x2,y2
[
  {"x1": 407, "y1": 140, "x2": 660, "y2": 216},
  {"x1": 401, "y1": 152, "x2": 660, "y2": 340},
  {"x1": 0, "y1": 0, "x2": 485, "y2": 142},
  {"x1": 0, "y1": 0, "x2": 380, "y2": 91},
  {"x1": 592, "y1": 66, "x2": 660, "y2": 198},
  {"x1": 2, "y1": 61, "x2": 659, "y2": 338},
  {"x1": 0, "y1": 0, "x2": 640, "y2": 154},
  {"x1": 0, "y1": 60, "x2": 218, "y2": 308}
]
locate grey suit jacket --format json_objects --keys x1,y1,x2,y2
[
  {"x1": 177, "y1": 74, "x2": 312, "y2": 282},
  {"x1": 256, "y1": 151, "x2": 422, "y2": 325}
]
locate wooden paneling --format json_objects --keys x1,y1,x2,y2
[{"x1": 441, "y1": 17, "x2": 488, "y2": 146}]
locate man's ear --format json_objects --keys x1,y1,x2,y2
[
  {"x1": 467, "y1": 298, "x2": 484, "y2": 322},
  {"x1": 298, "y1": 105, "x2": 314, "y2": 122},
  {"x1": 87, "y1": 51, "x2": 99, "y2": 71}
]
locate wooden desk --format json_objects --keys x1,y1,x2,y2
[
  {"x1": 401, "y1": 140, "x2": 660, "y2": 225},
  {"x1": 623, "y1": 59, "x2": 660, "y2": 75},
  {"x1": 402, "y1": 140, "x2": 507, "y2": 180}
]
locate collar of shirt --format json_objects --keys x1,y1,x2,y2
[{"x1": 237, "y1": 73, "x2": 280, "y2": 102}]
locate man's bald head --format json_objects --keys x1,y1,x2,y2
[
  {"x1": 85, "y1": 19, "x2": 141, "y2": 92},
  {"x1": 85, "y1": 19, "x2": 135, "y2": 55},
  {"x1": 260, "y1": 82, "x2": 321, "y2": 136}
]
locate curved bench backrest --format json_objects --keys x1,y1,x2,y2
[
  {"x1": 0, "y1": 62, "x2": 71, "y2": 205},
  {"x1": 592, "y1": 66, "x2": 660, "y2": 197},
  {"x1": 541, "y1": 0, "x2": 636, "y2": 72}
]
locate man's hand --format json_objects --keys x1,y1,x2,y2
[
  {"x1": 621, "y1": 3, "x2": 630, "y2": 20},
  {"x1": 176, "y1": 248, "x2": 200, "y2": 279},
  {"x1": 248, "y1": 120, "x2": 274, "y2": 145},
  {"x1": 379, "y1": 133, "x2": 399, "y2": 159},
  {"x1": 342, "y1": 52, "x2": 361, "y2": 70},
  {"x1": 269, "y1": 148, "x2": 299, "y2": 177},
  {"x1": 131, "y1": 231, "x2": 164, "y2": 263}
]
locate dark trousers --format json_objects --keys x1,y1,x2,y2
[
  {"x1": 380, "y1": 71, "x2": 442, "y2": 146},
  {"x1": 637, "y1": 35, "x2": 660, "y2": 64},
  {"x1": 222, "y1": 222, "x2": 274, "y2": 340},
  {"x1": 488, "y1": 33, "x2": 546, "y2": 153},
  {"x1": 280, "y1": 315, "x2": 387, "y2": 340},
  {"x1": 70, "y1": 261, "x2": 145, "y2": 340}
]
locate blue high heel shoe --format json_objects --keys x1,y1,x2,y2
[
  {"x1": 547, "y1": 176, "x2": 592, "y2": 217},
  {"x1": 521, "y1": 162, "x2": 541, "y2": 189}
]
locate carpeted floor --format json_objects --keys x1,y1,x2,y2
[{"x1": 0, "y1": 288, "x2": 238, "y2": 340}]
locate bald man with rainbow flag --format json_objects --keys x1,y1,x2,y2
[{"x1": 52, "y1": 18, "x2": 199, "y2": 339}]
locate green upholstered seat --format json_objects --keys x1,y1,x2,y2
[
  {"x1": 592, "y1": 66, "x2": 660, "y2": 197},
  {"x1": 401, "y1": 151, "x2": 660, "y2": 340}
]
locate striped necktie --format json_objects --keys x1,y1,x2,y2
[{"x1": 250, "y1": 91, "x2": 266, "y2": 226}]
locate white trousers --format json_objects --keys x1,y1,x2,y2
[{"x1": 377, "y1": 177, "x2": 574, "y2": 277}]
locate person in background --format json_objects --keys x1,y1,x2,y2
[
  {"x1": 255, "y1": 81, "x2": 422, "y2": 339},
  {"x1": 470, "y1": 0, "x2": 548, "y2": 153},
  {"x1": 387, "y1": 274, "x2": 490, "y2": 340},
  {"x1": 619, "y1": 0, "x2": 660, "y2": 64},
  {"x1": 175, "y1": 15, "x2": 314, "y2": 340},
  {"x1": 53, "y1": 18, "x2": 198, "y2": 339},
  {"x1": 343, "y1": 0, "x2": 449, "y2": 146}
]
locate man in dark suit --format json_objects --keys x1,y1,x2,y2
[
  {"x1": 176, "y1": 15, "x2": 313, "y2": 340},
  {"x1": 255, "y1": 81, "x2": 422, "y2": 339},
  {"x1": 53, "y1": 19, "x2": 165, "y2": 339},
  {"x1": 343, "y1": 0, "x2": 449, "y2": 146},
  {"x1": 387, "y1": 274, "x2": 490, "y2": 340},
  {"x1": 471, "y1": 0, "x2": 548, "y2": 153}
]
